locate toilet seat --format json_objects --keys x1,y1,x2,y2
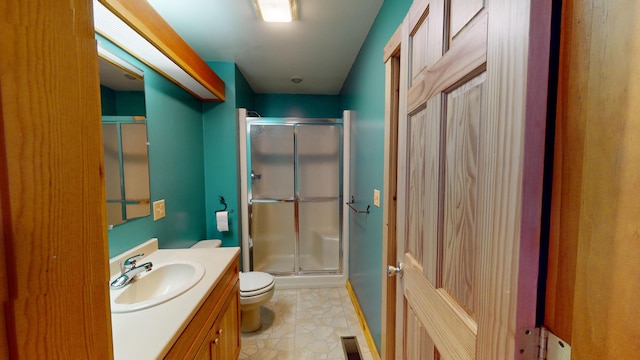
[{"x1": 239, "y1": 272, "x2": 275, "y2": 298}]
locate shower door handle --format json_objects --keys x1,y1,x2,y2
[{"x1": 387, "y1": 262, "x2": 404, "y2": 277}]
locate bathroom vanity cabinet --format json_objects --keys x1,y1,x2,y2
[
  {"x1": 194, "y1": 282, "x2": 240, "y2": 359},
  {"x1": 165, "y1": 257, "x2": 240, "y2": 359}
]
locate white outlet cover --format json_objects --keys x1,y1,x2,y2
[
  {"x1": 373, "y1": 189, "x2": 381, "y2": 207},
  {"x1": 153, "y1": 199, "x2": 166, "y2": 221}
]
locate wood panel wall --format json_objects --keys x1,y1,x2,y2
[
  {"x1": 0, "y1": 0, "x2": 113, "y2": 357},
  {"x1": 546, "y1": 0, "x2": 640, "y2": 357}
]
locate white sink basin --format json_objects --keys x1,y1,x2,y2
[{"x1": 110, "y1": 261, "x2": 205, "y2": 313}]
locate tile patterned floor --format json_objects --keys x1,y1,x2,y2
[{"x1": 238, "y1": 287, "x2": 375, "y2": 360}]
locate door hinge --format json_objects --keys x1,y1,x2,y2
[{"x1": 517, "y1": 327, "x2": 571, "y2": 360}]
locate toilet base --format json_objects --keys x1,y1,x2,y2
[{"x1": 241, "y1": 306, "x2": 262, "y2": 333}]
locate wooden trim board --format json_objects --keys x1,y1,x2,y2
[
  {"x1": 346, "y1": 280, "x2": 381, "y2": 360},
  {"x1": 393, "y1": 15, "x2": 411, "y2": 360},
  {"x1": 381, "y1": 34, "x2": 401, "y2": 359},
  {"x1": 98, "y1": 0, "x2": 226, "y2": 101},
  {"x1": 0, "y1": 79, "x2": 11, "y2": 360},
  {"x1": 383, "y1": 26, "x2": 402, "y2": 62},
  {"x1": 1, "y1": 0, "x2": 113, "y2": 356},
  {"x1": 546, "y1": 0, "x2": 640, "y2": 357}
]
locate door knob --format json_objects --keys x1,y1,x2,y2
[{"x1": 387, "y1": 262, "x2": 404, "y2": 277}]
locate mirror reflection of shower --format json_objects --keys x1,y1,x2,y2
[
  {"x1": 98, "y1": 45, "x2": 151, "y2": 228},
  {"x1": 245, "y1": 117, "x2": 343, "y2": 277}
]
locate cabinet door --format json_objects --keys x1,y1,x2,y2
[
  {"x1": 193, "y1": 322, "x2": 221, "y2": 360},
  {"x1": 205, "y1": 283, "x2": 240, "y2": 360},
  {"x1": 193, "y1": 335, "x2": 213, "y2": 360},
  {"x1": 210, "y1": 323, "x2": 221, "y2": 360},
  {"x1": 190, "y1": 283, "x2": 240, "y2": 360},
  {"x1": 218, "y1": 290, "x2": 240, "y2": 359}
]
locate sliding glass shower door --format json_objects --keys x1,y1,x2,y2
[
  {"x1": 250, "y1": 124, "x2": 296, "y2": 273},
  {"x1": 248, "y1": 119, "x2": 342, "y2": 275}
]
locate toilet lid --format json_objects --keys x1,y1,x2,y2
[{"x1": 239, "y1": 272, "x2": 274, "y2": 297}]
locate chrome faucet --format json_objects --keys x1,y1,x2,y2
[{"x1": 110, "y1": 253, "x2": 153, "y2": 289}]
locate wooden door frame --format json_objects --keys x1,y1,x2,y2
[
  {"x1": 0, "y1": 84, "x2": 11, "y2": 360},
  {"x1": 1, "y1": 0, "x2": 113, "y2": 356},
  {"x1": 381, "y1": 25, "x2": 402, "y2": 360},
  {"x1": 545, "y1": 0, "x2": 640, "y2": 357}
]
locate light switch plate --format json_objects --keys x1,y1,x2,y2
[
  {"x1": 373, "y1": 189, "x2": 380, "y2": 207},
  {"x1": 153, "y1": 199, "x2": 166, "y2": 221}
]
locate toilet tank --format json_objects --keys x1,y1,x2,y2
[{"x1": 191, "y1": 239, "x2": 222, "y2": 249}]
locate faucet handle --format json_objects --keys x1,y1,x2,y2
[
  {"x1": 120, "y1": 254, "x2": 145, "y2": 274},
  {"x1": 124, "y1": 253, "x2": 144, "y2": 266}
]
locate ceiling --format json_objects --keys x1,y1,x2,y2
[
  {"x1": 146, "y1": 0, "x2": 384, "y2": 95},
  {"x1": 98, "y1": 57, "x2": 145, "y2": 91}
]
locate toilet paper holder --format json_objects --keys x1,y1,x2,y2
[{"x1": 215, "y1": 196, "x2": 234, "y2": 214}]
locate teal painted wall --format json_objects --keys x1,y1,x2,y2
[
  {"x1": 339, "y1": 0, "x2": 412, "y2": 351},
  {"x1": 255, "y1": 94, "x2": 341, "y2": 118},
  {"x1": 115, "y1": 91, "x2": 146, "y2": 115},
  {"x1": 235, "y1": 67, "x2": 256, "y2": 110},
  {"x1": 100, "y1": 86, "x2": 145, "y2": 116},
  {"x1": 202, "y1": 62, "x2": 248, "y2": 247},
  {"x1": 99, "y1": 36, "x2": 207, "y2": 257},
  {"x1": 100, "y1": 85, "x2": 117, "y2": 115}
]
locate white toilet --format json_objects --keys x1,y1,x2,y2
[
  {"x1": 238, "y1": 271, "x2": 275, "y2": 332},
  {"x1": 191, "y1": 240, "x2": 275, "y2": 333}
]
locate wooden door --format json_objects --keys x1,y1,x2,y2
[{"x1": 389, "y1": 0, "x2": 552, "y2": 358}]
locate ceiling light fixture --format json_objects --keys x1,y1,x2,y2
[{"x1": 254, "y1": 0, "x2": 298, "y2": 23}]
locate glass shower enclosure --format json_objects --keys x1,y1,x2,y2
[{"x1": 246, "y1": 118, "x2": 343, "y2": 275}]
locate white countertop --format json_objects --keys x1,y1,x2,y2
[{"x1": 109, "y1": 239, "x2": 240, "y2": 359}]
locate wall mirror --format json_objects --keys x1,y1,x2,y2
[{"x1": 98, "y1": 45, "x2": 151, "y2": 227}]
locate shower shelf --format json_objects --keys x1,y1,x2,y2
[{"x1": 346, "y1": 196, "x2": 370, "y2": 214}]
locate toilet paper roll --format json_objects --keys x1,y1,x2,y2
[{"x1": 216, "y1": 211, "x2": 229, "y2": 232}]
